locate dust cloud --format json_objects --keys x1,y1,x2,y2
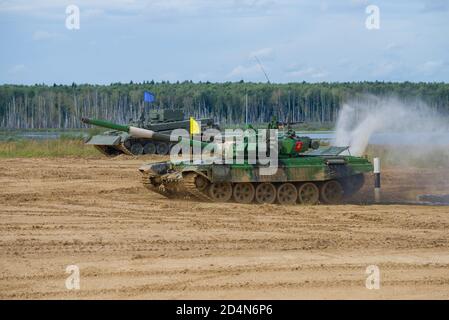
[{"x1": 333, "y1": 96, "x2": 449, "y2": 169}]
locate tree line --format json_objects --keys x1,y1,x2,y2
[{"x1": 1, "y1": 81, "x2": 448, "y2": 129}]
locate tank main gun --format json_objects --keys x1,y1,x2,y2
[
  {"x1": 82, "y1": 117, "x2": 171, "y2": 142},
  {"x1": 81, "y1": 117, "x2": 208, "y2": 150},
  {"x1": 81, "y1": 117, "x2": 320, "y2": 159}
]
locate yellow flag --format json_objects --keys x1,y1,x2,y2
[{"x1": 190, "y1": 117, "x2": 201, "y2": 135}]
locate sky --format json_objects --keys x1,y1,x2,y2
[{"x1": 0, "y1": 0, "x2": 448, "y2": 84}]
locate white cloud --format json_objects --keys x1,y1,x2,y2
[
  {"x1": 422, "y1": 0, "x2": 449, "y2": 12},
  {"x1": 417, "y1": 60, "x2": 446, "y2": 75},
  {"x1": 249, "y1": 47, "x2": 275, "y2": 61},
  {"x1": 83, "y1": 8, "x2": 105, "y2": 19},
  {"x1": 385, "y1": 42, "x2": 404, "y2": 51},
  {"x1": 287, "y1": 66, "x2": 328, "y2": 79},
  {"x1": 319, "y1": 1, "x2": 329, "y2": 12},
  {"x1": 350, "y1": 0, "x2": 369, "y2": 7},
  {"x1": 195, "y1": 72, "x2": 213, "y2": 81},
  {"x1": 227, "y1": 64, "x2": 261, "y2": 78},
  {"x1": 159, "y1": 71, "x2": 179, "y2": 82},
  {"x1": 0, "y1": 0, "x2": 284, "y2": 18},
  {"x1": 32, "y1": 30, "x2": 57, "y2": 41},
  {"x1": 371, "y1": 61, "x2": 399, "y2": 77},
  {"x1": 1, "y1": 0, "x2": 448, "y2": 83},
  {"x1": 8, "y1": 64, "x2": 26, "y2": 74}
]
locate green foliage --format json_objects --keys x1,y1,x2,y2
[{"x1": 1, "y1": 82, "x2": 448, "y2": 129}]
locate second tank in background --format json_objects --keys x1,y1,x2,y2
[{"x1": 85, "y1": 109, "x2": 217, "y2": 156}]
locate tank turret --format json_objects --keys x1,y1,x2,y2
[
  {"x1": 82, "y1": 117, "x2": 321, "y2": 160},
  {"x1": 81, "y1": 109, "x2": 217, "y2": 156},
  {"x1": 148, "y1": 109, "x2": 184, "y2": 123}
]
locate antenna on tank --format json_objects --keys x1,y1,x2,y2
[{"x1": 254, "y1": 55, "x2": 271, "y2": 84}]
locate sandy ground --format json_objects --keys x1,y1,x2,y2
[{"x1": 0, "y1": 156, "x2": 449, "y2": 299}]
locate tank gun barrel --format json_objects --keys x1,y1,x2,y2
[
  {"x1": 82, "y1": 117, "x2": 129, "y2": 132},
  {"x1": 81, "y1": 117, "x2": 208, "y2": 149},
  {"x1": 82, "y1": 117, "x2": 173, "y2": 142}
]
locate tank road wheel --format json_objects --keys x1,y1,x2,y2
[
  {"x1": 297, "y1": 182, "x2": 319, "y2": 205},
  {"x1": 320, "y1": 180, "x2": 344, "y2": 204},
  {"x1": 130, "y1": 142, "x2": 144, "y2": 155},
  {"x1": 194, "y1": 175, "x2": 209, "y2": 191},
  {"x1": 277, "y1": 183, "x2": 297, "y2": 205},
  {"x1": 208, "y1": 182, "x2": 233, "y2": 202},
  {"x1": 124, "y1": 139, "x2": 132, "y2": 149},
  {"x1": 233, "y1": 183, "x2": 255, "y2": 204},
  {"x1": 255, "y1": 183, "x2": 277, "y2": 204},
  {"x1": 143, "y1": 142, "x2": 156, "y2": 155},
  {"x1": 156, "y1": 142, "x2": 169, "y2": 155}
]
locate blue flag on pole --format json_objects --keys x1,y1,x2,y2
[{"x1": 144, "y1": 91, "x2": 155, "y2": 103}]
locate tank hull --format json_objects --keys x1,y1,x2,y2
[
  {"x1": 139, "y1": 155, "x2": 373, "y2": 204},
  {"x1": 85, "y1": 118, "x2": 215, "y2": 156}
]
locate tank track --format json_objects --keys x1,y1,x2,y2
[
  {"x1": 141, "y1": 172, "x2": 177, "y2": 198},
  {"x1": 93, "y1": 142, "x2": 133, "y2": 156},
  {"x1": 93, "y1": 138, "x2": 173, "y2": 156},
  {"x1": 93, "y1": 145, "x2": 113, "y2": 156},
  {"x1": 142, "y1": 171, "x2": 366, "y2": 204},
  {"x1": 118, "y1": 141, "x2": 133, "y2": 155},
  {"x1": 141, "y1": 170, "x2": 212, "y2": 201},
  {"x1": 181, "y1": 173, "x2": 213, "y2": 202}
]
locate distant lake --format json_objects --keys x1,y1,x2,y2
[
  {"x1": 297, "y1": 131, "x2": 449, "y2": 145},
  {"x1": 0, "y1": 130, "x2": 89, "y2": 141},
  {"x1": 1, "y1": 129, "x2": 449, "y2": 145}
]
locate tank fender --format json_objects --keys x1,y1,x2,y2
[
  {"x1": 211, "y1": 165, "x2": 231, "y2": 182},
  {"x1": 181, "y1": 170, "x2": 210, "y2": 182},
  {"x1": 139, "y1": 162, "x2": 170, "y2": 175}
]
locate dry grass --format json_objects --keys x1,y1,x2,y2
[{"x1": 0, "y1": 138, "x2": 99, "y2": 158}]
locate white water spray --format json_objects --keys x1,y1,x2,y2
[{"x1": 333, "y1": 96, "x2": 449, "y2": 157}]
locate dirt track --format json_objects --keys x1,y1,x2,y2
[{"x1": 1, "y1": 156, "x2": 449, "y2": 299}]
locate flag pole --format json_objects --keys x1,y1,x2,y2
[
  {"x1": 190, "y1": 117, "x2": 193, "y2": 164},
  {"x1": 245, "y1": 92, "x2": 248, "y2": 124}
]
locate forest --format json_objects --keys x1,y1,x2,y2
[{"x1": 1, "y1": 81, "x2": 448, "y2": 129}]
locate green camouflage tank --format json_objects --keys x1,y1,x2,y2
[
  {"x1": 85, "y1": 109, "x2": 216, "y2": 156},
  {"x1": 139, "y1": 147, "x2": 371, "y2": 205},
  {"x1": 82, "y1": 117, "x2": 373, "y2": 205}
]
